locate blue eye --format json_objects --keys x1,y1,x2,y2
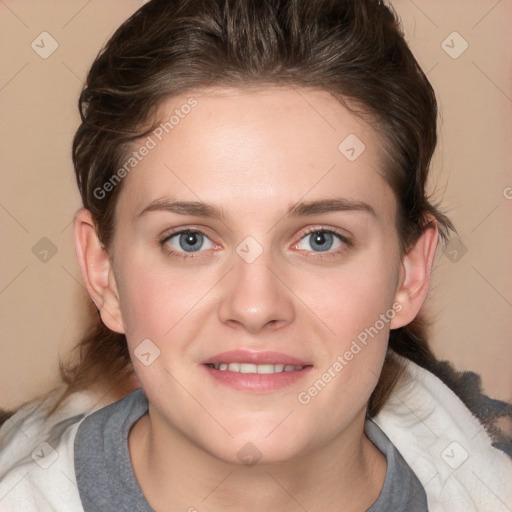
[
  {"x1": 161, "y1": 230, "x2": 213, "y2": 254},
  {"x1": 296, "y1": 229, "x2": 347, "y2": 253}
]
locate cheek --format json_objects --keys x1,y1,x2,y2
[
  {"x1": 296, "y1": 277, "x2": 394, "y2": 422},
  {"x1": 304, "y1": 253, "x2": 400, "y2": 340},
  {"x1": 115, "y1": 258, "x2": 204, "y2": 344},
  {"x1": 296, "y1": 251, "x2": 399, "y2": 395}
]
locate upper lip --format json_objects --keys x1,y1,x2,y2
[{"x1": 200, "y1": 350, "x2": 311, "y2": 366}]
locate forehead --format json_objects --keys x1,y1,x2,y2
[{"x1": 115, "y1": 86, "x2": 396, "y2": 223}]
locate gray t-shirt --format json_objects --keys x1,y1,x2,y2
[{"x1": 74, "y1": 388, "x2": 428, "y2": 511}]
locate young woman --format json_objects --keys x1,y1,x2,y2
[{"x1": 1, "y1": 1, "x2": 511, "y2": 511}]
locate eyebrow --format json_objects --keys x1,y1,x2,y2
[{"x1": 137, "y1": 197, "x2": 377, "y2": 220}]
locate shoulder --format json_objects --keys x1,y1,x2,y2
[
  {"x1": 0, "y1": 389, "x2": 103, "y2": 511},
  {"x1": 374, "y1": 355, "x2": 512, "y2": 512}
]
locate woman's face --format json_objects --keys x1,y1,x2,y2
[{"x1": 108, "y1": 87, "x2": 407, "y2": 463}]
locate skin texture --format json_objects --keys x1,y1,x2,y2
[{"x1": 74, "y1": 87, "x2": 439, "y2": 511}]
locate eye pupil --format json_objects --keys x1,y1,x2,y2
[{"x1": 314, "y1": 232, "x2": 325, "y2": 244}]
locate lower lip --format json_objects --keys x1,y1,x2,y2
[{"x1": 202, "y1": 365, "x2": 313, "y2": 392}]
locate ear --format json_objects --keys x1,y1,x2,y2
[
  {"x1": 390, "y1": 216, "x2": 439, "y2": 329},
  {"x1": 73, "y1": 208, "x2": 125, "y2": 334}
]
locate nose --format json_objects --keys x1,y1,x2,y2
[{"x1": 217, "y1": 246, "x2": 295, "y2": 334}]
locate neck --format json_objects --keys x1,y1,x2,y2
[{"x1": 129, "y1": 407, "x2": 387, "y2": 512}]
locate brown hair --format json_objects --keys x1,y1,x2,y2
[{"x1": 53, "y1": 0, "x2": 455, "y2": 417}]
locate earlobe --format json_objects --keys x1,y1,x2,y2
[
  {"x1": 73, "y1": 208, "x2": 125, "y2": 334},
  {"x1": 390, "y1": 217, "x2": 439, "y2": 330}
]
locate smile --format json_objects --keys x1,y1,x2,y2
[
  {"x1": 206, "y1": 363, "x2": 305, "y2": 373},
  {"x1": 201, "y1": 350, "x2": 313, "y2": 391}
]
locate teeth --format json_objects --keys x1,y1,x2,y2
[
  {"x1": 257, "y1": 364, "x2": 275, "y2": 374},
  {"x1": 240, "y1": 363, "x2": 257, "y2": 374},
  {"x1": 210, "y1": 363, "x2": 304, "y2": 374}
]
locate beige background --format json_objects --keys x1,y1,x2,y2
[{"x1": 1, "y1": 1, "x2": 511, "y2": 409}]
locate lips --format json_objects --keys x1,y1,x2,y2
[
  {"x1": 200, "y1": 350, "x2": 313, "y2": 391},
  {"x1": 201, "y1": 349, "x2": 310, "y2": 367}
]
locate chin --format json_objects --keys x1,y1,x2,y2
[
  {"x1": 209, "y1": 439, "x2": 302, "y2": 467},
  {"x1": 201, "y1": 423, "x2": 309, "y2": 466}
]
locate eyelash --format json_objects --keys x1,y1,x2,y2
[{"x1": 158, "y1": 226, "x2": 352, "y2": 260}]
